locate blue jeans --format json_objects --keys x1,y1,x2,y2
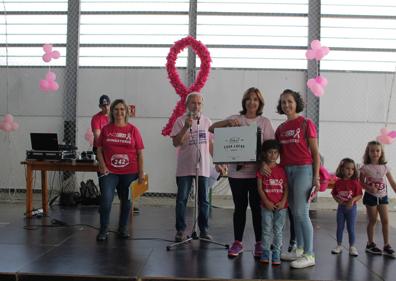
[
  {"x1": 261, "y1": 207, "x2": 287, "y2": 254},
  {"x1": 98, "y1": 173, "x2": 138, "y2": 231},
  {"x1": 336, "y1": 204, "x2": 357, "y2": 245},
  {"x1": 285, "y1": 165, "x2": 314, "y2": 255},
  {"x1": 175, "y1": 176, "x2": 209, "y2": 233}
]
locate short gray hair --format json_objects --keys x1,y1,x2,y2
[{"x1": 185, "y1": 92, "x2": 203, "y2": 106}]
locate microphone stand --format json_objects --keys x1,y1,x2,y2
[{"x1": 167, "y1": 116, "x2": 229, "y2": 251}]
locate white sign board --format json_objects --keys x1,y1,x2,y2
[{"x1": 213, "y1": 125, "x2": 259, "y2": 163}]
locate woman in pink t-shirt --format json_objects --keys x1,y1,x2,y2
[
  {"x1": 274, "y1": 89, "x2": 320, "y2": 269},
  {"x1": 209, "y1": 87, "x2": 275, "y2": 258},
  {"x1": 96, "y1": 99, "x2": 145, "y2": 241}
]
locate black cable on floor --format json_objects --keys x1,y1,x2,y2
[{"x1": 23, "y1": 216, "x2": 175, "y2": 242}]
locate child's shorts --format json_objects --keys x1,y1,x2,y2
[{"x1": 363, "y1": 192, "x2": 388, "y2": 206}]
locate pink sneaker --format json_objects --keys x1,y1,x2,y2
[
  {"x1": 228, "y1": 241, "x2": 244, "y2": 257},
  {"x1": 254, "y1": 241, "x2": 263, "y2": 258}
]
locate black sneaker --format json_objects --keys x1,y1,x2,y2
[
  {"x1": 366, "y1": 242, "x2": 382, "y2": 255},
  {"x1": 96, "y1": 230, "x2": 108, "y2": 241},
  {"x1": 383, "y1": 245, "x2": 396, "y2": 258},
  {"x1": 118, "y1": 226, "x2": 130, "y2": 239}
]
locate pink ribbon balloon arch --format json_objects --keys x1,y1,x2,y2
[{"x1": 162, "y1": 36, "x2": 211, "y2": 136}]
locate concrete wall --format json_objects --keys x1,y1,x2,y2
[{"x1": 1, "y1": 67, "x2": 395, "y2": 198}]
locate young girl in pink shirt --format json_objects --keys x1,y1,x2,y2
[
  {"x1": 331, "y1": 158, "x2": 362, "y2": 256},
  {"x1": 360, "y1": 141, "x2": 396, "y2": 258}
]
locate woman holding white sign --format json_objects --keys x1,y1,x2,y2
[{"x1": 209, "y1": 87, "x2": 274, "y2": 258}]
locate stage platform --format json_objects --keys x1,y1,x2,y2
[{"x1": 0, "y1": 202, "x2": 395, "y2": 281}]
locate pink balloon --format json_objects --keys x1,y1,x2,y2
[
  {"x1": 321, "y1": 47, "x2": 330, "y2": 56},
  {"x1": 380, "y1": 127, "x2": 389, "y2": 135},
  {"x1": 306, "y1": 40, "x2": 330, "y2": 61},
  {"x1": 46, "y1": 71, "x2": 56, "y2": 81},
  {"x1": 2, "y1": 122, "x2": 12, "y2": 132},
  {"x1": 315, "y1": 75, "x2": 328, "y2": 87},
  {"x1": 43, "y1": 44, "x2": 53, "y2": 53},
  {"x1": 52, "y1": 50, "x2": 60, "y2": 59},
  {"x1": 307, "y1": 78, "x2": 315, "y2": 88},
  {"x1": 388, "y1": 131, "x2": 396, "y2": 138},
  {"x1": 0, "y1": 122, "x2": 4, "y2": 130},
  {"x1": 312, "y1": 85, "x2": 324, "y2": 97},
  {"x1": 11, "y1": 122, "x2": 19, "y2": 131},
  {"x1": 377, "y1": 134, "x2": 393, "y2": 145},
  {"x1": 311, "y1": 40, "x2": 321, "y2": 49},
  {"x1": 40, "y1": 79, "x2": 50, "y2": 92},
  {"x1": 42, "y1": 53, "x2": 52, "y2": 63},
  {"x1": 307, "y1": 78, "x2": 324, "y2": 97},
  {"x1": 49, "y1": 81, "x2": 59, "y2": 91},
  {"x1": 305, "y1": 50, "x2": 315, "y2": 60},
  {"x1": 4, "y1": 114, "x2": 13, "y2": 123},
  {"x1": 315, "y1": 48, "x2": 330, "y2": 60}
]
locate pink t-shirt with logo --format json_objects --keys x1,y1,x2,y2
[
  {"x1": 257, "y1": 164, "x2": 288, "y2": 208},
  {"x1": 170, "y1": 114, "x2": 212, "y2": 177},
  {"x1": 275, "y1": 116, "x2": 317, "y2": 166},
  {"x1": 226, "y1": 115, "x2": 275, "y2": 179},
  {"x1": 98, "y1": 123, "x2": 144, "y2": 174},
  {"x1": 331, "y1": 179, "x2": 363, "y2": 204},
  {"x1": 91, "y1": 112, "x2": 109, "y2": 147},
  {"x1": 360, "y1": 164, "x2": 390, "y2": 198}
]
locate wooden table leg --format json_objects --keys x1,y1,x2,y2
[
  {"x1": 26, "y1": 164, "x2": 33, "y2": 218},
  {"x1": 41, "y1": 170, "x2": 48, "y2": 215}
]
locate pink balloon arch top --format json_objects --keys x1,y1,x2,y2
[{"x1": 162, "y1": 36, "x2": 211, "y2": 136}]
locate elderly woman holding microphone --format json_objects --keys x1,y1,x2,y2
[{"x1": 96, "y1": 99, "x2": 145, "y2": 241}]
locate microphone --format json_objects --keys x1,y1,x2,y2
[
  {"x1": 187, "y1": 111, "x2": 200, "y2": 130},
  {"x1": 195, "y1": 112, "x2": 201, "y2": 125}
]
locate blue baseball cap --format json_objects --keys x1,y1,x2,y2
[{"x1": 99, "y1": 95, "x2": 110, "y2": 106}]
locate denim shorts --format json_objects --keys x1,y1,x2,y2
[{"x1": 363, "y1": 192, "x2": 388, "y2": 206}]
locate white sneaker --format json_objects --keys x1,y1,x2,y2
[
  {"x1": 349, "y1": 246, "x2": 359, "y2": 257},
  {"x1": 281, "y1": 248, "x2": 304, "y2": 261},
  {"x1": 331, "y1": 245, "x2": 342, "y2": 254},
  {"x1": 290, "y1": 254, "x2": 316, "y2": 269}
]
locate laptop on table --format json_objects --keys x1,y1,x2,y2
[{"x1": 30, "y1": 133, "x2": 59, "y2": 151}]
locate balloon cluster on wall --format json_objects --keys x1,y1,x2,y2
[
  {"x1": 162, "y1": 36, "x2": 211, "y2": 136},
  {"x1": 305, "y1": 40, "x2": 330, "y2": 97},
  {"x1": 39, "y1": 44, "x2": 60, "y2": 93},
  {"x1": 39, "y1": 71, "x2": 59, "y2": 92},
  {"x1": 0, "y1": 114, "x2": 19, "y2": 132}
]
